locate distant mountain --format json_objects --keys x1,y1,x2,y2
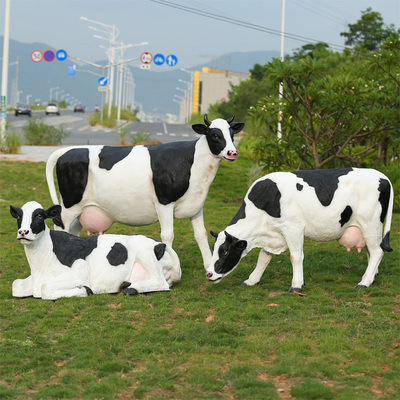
[{"x1": 0, "y1": 38, "x2": 279, "y2": 118}]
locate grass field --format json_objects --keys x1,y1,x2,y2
[{"x1": 0, "y1": 157, "x2": 399, "y2": 400}]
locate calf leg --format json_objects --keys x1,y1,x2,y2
[
  {"x1": 120, "y1": 267, "x2": 170, "y2": 294},
  {"x1": 12, "y1": 275, "x2": 33, "y2": 297},
  {"x1": 242, "y1": 249, "x2": 272, "y2": 286},
  {"x1": 191, "y1": 209, "x2": 212, "y2": 270}
]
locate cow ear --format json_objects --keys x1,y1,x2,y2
[
  {"x1": 192, "y1": 124, "x2": 209, "y2": 135},
  {"x1": 234, "y1": 240, "x2": 247, "y2": 252},
  {"x1": 210, "y1": 230, "x2": 219, "y2": 239},
  {"x1": 154, "y1": 243, "x2": 167, "y2": 261},
  {"x1": 45, "y1": 205, "x2": 65, "y2": 229},
  {"x1": 230, "y1": 122, "x2": 244, "y2": 135},
  {"x1": 10, "y1": 205, "x2": 22, "y2": 219}
]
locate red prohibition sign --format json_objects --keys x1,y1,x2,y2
[
  {"x1": 140, "y1": 52, "x2": 153, "y2": 64},
  {"x1": 31, "y1": 50, "x2": 43, "y2": 63},
  {"x1": 44, "y1": 50, "x2": 55, "y2": 62}
]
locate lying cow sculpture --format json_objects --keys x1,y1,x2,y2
[
  {"x1": 46, "y1": 114, "x2": 244, "y2": 270},
  {"x1": 10, "y1": 201, "x2": 181, "y2": 300},
  {"x1": 206, "y1": 168, "x2": 393, "y2": 291}
]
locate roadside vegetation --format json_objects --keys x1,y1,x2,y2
[
  {"x1": 0, "y1": 158, "x2": 399, "y2": 399},
  {"x1": 22, "y1": 118, "x2": 70, "y2": 146},
  {"x1": 89, "y1": 104, "x2": 138, "y2": 128}
]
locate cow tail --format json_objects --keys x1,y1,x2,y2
[
  {"x1": 46, "y1": 149, "x2": 64, "y2": 205},
  {"x1": 380, "y1": 180, "x2": 394, "y2": 253}
]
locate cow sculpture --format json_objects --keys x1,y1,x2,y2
[
  {"x1": 10, "y1": 201, "x2": 181, "y2": 300},
  {"x1": 205, "y1": 168, "x2": 394, "y2": 291},
  {"x1": 45, "y1": 115, "x2": 244, "y2": 270}
]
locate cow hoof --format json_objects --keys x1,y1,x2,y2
[
  {"x1": 84, "y1": 286, "x2": 94, "y2": 296},
  {"x1": 240, "y1": 282, "x2": 247, "y2": 287},
  {"x1": 119, "y1": 281, "x2": 131, "y2": 291},
  {"x1": 355, "y1": 284, "x2": 368, "y2": 290},
  {"x1": 122, "y1": 287, "x2": 139, "y2": 296},
  {"x1": 289, "y1": 287, "x2": 302, "y2": 293}
]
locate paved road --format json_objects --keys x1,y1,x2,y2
[{"x1": 2, "y1": 110, "x2": 197, "y2": 162}]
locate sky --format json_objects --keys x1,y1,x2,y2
[{"x1": 1, "y1": 0, "x2": 399, "y2": 70}]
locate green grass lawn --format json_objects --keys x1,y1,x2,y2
[{"x1": 0, "y1": 158, "x2": 399, "y2": 400}]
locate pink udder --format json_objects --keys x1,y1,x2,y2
[
  {"x1": 129, "y1": 262, "x2": 149, "y2": 282},
  {"x1": 79, "y1": 206, "x2": 113, "y2": 235},
  {"x1": 338, "y1": 227, "x2": 366, "y2": 253}
]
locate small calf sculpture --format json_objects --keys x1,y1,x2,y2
[
  {"x1": 10, "y1": 201, "x2": 181, "y2": 300},
  {"x1": 206, "y1": 168, "x2": 394, "y2": 292}
]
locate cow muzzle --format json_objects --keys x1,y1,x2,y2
[
  {"x1": 205, "y1": 270, "x2": 222, "y2": 284},
  {"x1": 223, "y1": 150, "x2": 238, "y2": 162}
]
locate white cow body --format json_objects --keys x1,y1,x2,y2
[
  {"x1": 46, "y1": 116, "x2": 244, "y2": 269},
  {"x1": 11, "y1": 202, "x2": 181, "y2": 300},
  {"x1": 206, "y1": 168, "x2": 394, "y2": 291}
]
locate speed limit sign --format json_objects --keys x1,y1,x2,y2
[
  {"x1": 31, "y1": 50, "x2": 43, "y2": 63},
  {"x1": 140, "y1": 52, "x2": 153, "y2": 64}
]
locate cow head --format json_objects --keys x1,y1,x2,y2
[
  {"x1": 191, "y1": 114, "x2": 244, "y2": 162},
  {"x1": 10, "y1": 201, "x2": 63, "y2": 245},
  {"x1": 205, "y1": 230, "x2": 248, "y2": 283}
]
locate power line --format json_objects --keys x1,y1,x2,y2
[{"x1": 149, "y1": 0, "x2": 347, "y2": 51}]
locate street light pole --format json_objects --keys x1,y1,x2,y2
[
  {"x1": 0, "y1": 0, "x2": 11, "y2": 149},
  {"x1": 277, "y1": 0, "x2": 286, "y2": 139}
]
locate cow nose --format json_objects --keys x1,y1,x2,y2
[
  {"x1": 227, "y1": 150, "x2": 238, "y2": 157},
  {"x1": 18, "y1": 229, "x2": 29, "y2": 236},
  {"x1": 206, "y1": 271, "x2": 213, "y2": 279}
]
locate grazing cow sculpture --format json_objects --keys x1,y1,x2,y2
[
  {"x1": 10, "y1": 201, "x2": 181, "y2": 300},
  {"x1": 46, "y1": 114, "x2": 244, "y2": 269},
  {"x1": 205, "y1": 168, "x2": 394, "y2": 291}
]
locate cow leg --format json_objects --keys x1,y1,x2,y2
[
  {"x1": 191, "y1": 209, "x2": 212, "y2": 270},
  {"x1": 242, "y1": 249, "x2": 272, "y2": 286},
  {"x1": 287, "y1": 239, "x2": 305, "y2": 293},
  {"x1": 156, "y1": 204, "x2": 175, "y2": 246},
  {"x1": 12, "y1": 275, "x2": 33, "y2": 297},
  {"x1": 120, "y1": 268, "x2": 170, "y2": 294},
  {"x1": 356, "y1": 239, "x2": 384, "y2": 289}
]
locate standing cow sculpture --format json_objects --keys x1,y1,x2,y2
[
  {"x1": 45, "y1": 115, "x2": 244, "y2": 270},
  {"x1": 206, "y1": 168, "x2": 394, "y2": 292},
  {"x1": 10, "y1": 201, "x2": 181, "y2": 300}
]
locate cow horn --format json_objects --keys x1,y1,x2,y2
[
  {"x1": 204, "y1": 114, "x2": 211, "y2": 126},
  {"x1": 226, "y1": 114, "x2": 235, "y2": 124}
]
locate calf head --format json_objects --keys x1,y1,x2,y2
[
  {"x1": 192, "y1": 114, "x2": 244, "y2": 161},
  {"x1": 206, "y1": 230, "x2": 247, "y2": 283},
  {"x1": 10, "y1": 201, "x2": 63, "y2": 245}
]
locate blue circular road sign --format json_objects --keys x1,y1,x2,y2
[
  {"x1": 166, "y1": 54, "x2": 178, "y2": 67},
  {"x1": 56, "y1": 49, "x2": 68, "y2": 61},
  {"x1": 153, "y1": 53, "x2": 165, "y2": 66},
  {"x1": 98, "y1": 77, "x2": 108, "y2": 86},
  {"x1": 44, "y1": 50, "x2": 55, "y2": 62}
]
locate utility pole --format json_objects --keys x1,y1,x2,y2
[
  {"x1": 0, "y1": 0, "x2": 11, "y2": 149},
  {"x1": 277, "y1": 0, "x2": 285, "y2": 139}
]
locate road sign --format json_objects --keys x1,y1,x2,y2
[
  {"x1": 56, "y1": 49, "x2": 68, "y2": 61},
  {"x1": 44, "y1": 50, "x2": 55, "y2": 62},
  {"x1": 140, "y1": 52, "x2": 153, "y2": 64},
  {"x1": 68, "y1": 65, "x2": 76, "y2": 75},
  {"x1": 98, "y1": 86, "x2": 109, "y2": 92},
  {"x1": 31, "y1": 50, "x2": 43, "y2": 63},
  {"x1": 98, "y1": 77, "x2": 108, "y2": 86},
  {"x1": 153, "y1": 53, "x2": 165, "y2": 66},
  {"x1": 166, "y1": 54, "x2": 178, "y2": 67},
  {"x1": 140, "y1": 64, "x2": 150, "y2": 70}
]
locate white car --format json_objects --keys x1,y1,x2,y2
[{"x1": 45, "y1": 103, "x2": 60, "y2": 115}]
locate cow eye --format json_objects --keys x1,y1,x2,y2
[{"x1": 36, "y1": 214, "x2": 43, "y2": 219}]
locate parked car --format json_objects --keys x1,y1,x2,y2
[
  {"x1": 15, "y1": 105, "x2": 32, "y2": 117},
  {"x1": 45, "y1": 103, "x2": 60, "y2": 115},
  {"x1": 74, "y1": 105, "x2": 85, "y2": 113}
]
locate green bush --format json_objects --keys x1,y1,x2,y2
[
  {"x1": 4, "y1": 132, "x2": 22, "y2": 154},
  {"x1": 23, "y1": 118, "x2": 70, "y2": 145}
]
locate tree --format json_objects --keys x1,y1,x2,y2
[
  {"x1": 340, "y1": 8, "x2": 398, "y2": 51},
  {"x1": 249, "y1": 38, "x2": 399, "y2": 170}
]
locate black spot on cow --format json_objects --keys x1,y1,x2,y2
[
  {"x1": 146, "y1": 141, "x2": 196, "y2": 205},
  {"x1": 378, "y1": 178, "x2": 391, "y2": 223},
  {"x1": 296, "y1": 183, "x2": 303, "y2": 191},
  {"x1": 56, "y1": 148, "x2": 90, "y2": 209},
  {"x1": 154, "y1": 243, "x2": 166, "y2": 260},
  {"x1": 98, "y1": 146, "x2": 133, "y2": 171},
  {"x1": 50, "y1": 231, "x2": 98, "y2": 268},
  {"x1": 107, "y1": 243, "x2": 128, "y2": 266},
  {"x1": 228, "y1": 201, "x2": 247, "y2": 226},
  {"x1": 30, "y1": 208, "x2": 47, "y2": 234},
  {"x1": 339, "y1": 206, "x2": 353, "y2": 227},
  {"x1": 10, "y1": 206, "x2": 23, "y2": 229},
  {"x1": 214, "y1": 231, "x2": 247, "y2": 274},
  {"x1": 248, "y1": 179, "x2": 281, "y2": 218},
  {"x1": 291, "y1": 168, "x2": 353, "y2": 207}
]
